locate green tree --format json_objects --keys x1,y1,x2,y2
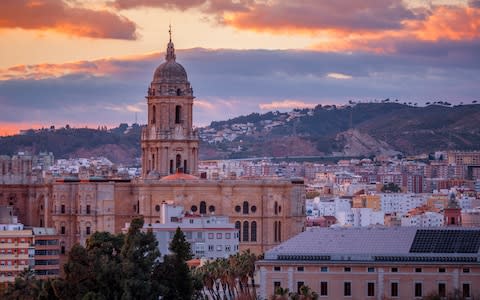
[
  {"x1": 120, "y1": 217, "x2": 161, "y2": 300},
  {"x1": 381, "y1": 182, "x2": 401, "y2": 193},
  {"x1": 155, "y1": 227, "x2": 194, "y2": 300}
]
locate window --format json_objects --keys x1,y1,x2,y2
[
  {"x1": 297, "y1": 266, "x2": 304, "y2": 272},
  {"x1": 235, "y1": 205, "x2": 241, "y2": 213},
  {"x1": 208, "y1": 245, "x2": 214, "y2": 251},
  {"x1": 200, "y1": 201, "x2": 207, "y2": 214},
  {"x1": 61, "y1": 205, "x2": 65, "y2": 214},
  {"x1": 391, "y1": 267, "x2": 398, "y2": 272},
  {"x1": 320, "y1": 281, "x2": 328, "y2": 296},
  {"x1": 86, "y1": 205, "x2": 91, "y2": 214},
  {"x1": 415, "y1": 282, "x2": 423, "y2": 297},
  {"x1": 191, "y1": 205, "x2": 198, "y2": 212},
  {"x1": 61, "y1": 226, "x2": 65, "y2": 235},
  {"x1": 274, "y1": 281, "x2": 281, "y2": 294},
  {"x1": 216, "y1": 245, "x2": 222, "y2": 251},
  {"x1": 175, "y1": 105, "x2": 181, "y2": 124},
  {"x1": 297, "y1": 282, "x2": 304, "y2": 293},
  {"x1": 415, "y1": 268, "x2": 422, "y2": 273},
  {"x1": 439, "y1": 267, "x2": 446, "y2": 273},
  {"x1": 208, "y1": 233, "x2": 214, "y2": 239},
  {"x1": 274, "y1": 201, "x2": 278, "y2": 215},
  {"x1": 344, "y1": 267, "x2": 351, "y2": 272},
  {"x1": 251, "y1": 205, "x2": 257, "y2": 213},
  {"x1": 61, "y1": 246, "x2": 65, "y2": 254},
  {"x1": 235, "y1": 221, "x2": 241, "y2": 241},
  {"x1": 367, "y1": 267, "x2": 375, "y2": 272},
  {"x1": 367, "y1": 282, "x2": 375, "y2": 297},
  {"x1": 274, "y1": 266, "x2": 281, "y2": 271},
  {"x1": 155, "y1": 205, "x2": 160, "y2": 212},
  {"x1": 251, "y1": 221, "x2": 257, "y2": 242},
  {"x1": 344, "y1": 282, "x2": 352, "y2": 296},
  {"x1": 243, "y1": 201, "x2": 249, "y2": 214},
  {"x1": 189, "y1": 219, "x2": 194, "y2": 224},
  {"x1": 463, "y1": 283, "x2": 471, "y2": 298},
  {"x1": 176, "y1": 154, "x2": 181, "y2": 170},
  {"x1": 209, "y1": 205, "x2": 215, "y2": 213},
  {"x1": 216, "y1": 233, "x2": 222, "y2": 239},
  {"x1": 151, "y1": 105, "x2": 156, "y2": 124},
  {"x1": 243, "y1": 221, "x2": 249, "y2": 242},
  {"x1": 391, "y1": 282, "x2": 399, "y2": 297},
  {"x1": 86, "y1": 226, "x2": 91, "y2": 235},
  {"x1": 321, "y1": 267, "x2": 328, "y2": 272},
  {"x1": 438, "y1": 283, "x2": 446, "y2": 298},
  {"x1": 463, "y1": 268, "x2": 470, "y2": 273},
  {"x1": 225, "y1": 233, "x2": 231, "y2": 239}
]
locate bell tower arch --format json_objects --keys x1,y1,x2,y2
[{"x1": 141, "y1": 28, "x2": 199, "y2": 178}]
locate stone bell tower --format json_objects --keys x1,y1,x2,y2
[{"x1": 141, "y1": 28, "x2": 199, "y2": 178}]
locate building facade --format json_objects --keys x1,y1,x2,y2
[{"x1": 257, "y1": 227, "x2": 480, "y2": 299}]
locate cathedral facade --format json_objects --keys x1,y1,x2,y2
[{"x1": 1, "y1": 35, "x2": 306, "y2": 256}]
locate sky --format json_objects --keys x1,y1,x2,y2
[{"x1": 0, "y1": 0, "x2": 479, "y2": 135}]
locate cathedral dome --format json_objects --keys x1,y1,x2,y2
[
  {"x1": 153, "y1": 60, "x2": 187, "y2": 84},
  {"x1": 152, "y1": 33, "x2": 188, "y2": 85}
]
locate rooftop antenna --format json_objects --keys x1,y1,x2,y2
[
  {"x1": 169, "y1": 23, "x2": 172, "y2": 42},
  {"x1": 135, "y1": 112, "x2": 138, "y2": 125}
]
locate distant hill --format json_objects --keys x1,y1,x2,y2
[
  {"x1": 199, "y1": 102, "x2": 480, "y2": 159},
  {"x1": 0, "y1": 124, "x2": 142, "y2": 165},
  {"x1": 1, "y1": 103, "x2": 480, "y2": 164}
]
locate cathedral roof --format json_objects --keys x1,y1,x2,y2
[{"x1": 161, "y1": 169, "x2": 199, "y2": 181}]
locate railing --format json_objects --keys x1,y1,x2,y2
[{"x1": 141, "y1": 127, "x2": 199, "y2": 140}]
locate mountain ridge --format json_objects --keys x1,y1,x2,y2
[{"x1": 1, "y1": 103, "x2": 479, "y2": 164}]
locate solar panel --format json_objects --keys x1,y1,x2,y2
[{"x1": 410, "y1": 230, "x2": 480, "y2": 253}]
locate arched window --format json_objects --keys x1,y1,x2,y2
[
  {"x1": 176, "y1": 88, "x2": 181, "y2": 96},
  {"x1": 235, "y1": 221, "x2": 241, "y2": 241},
  {"x1": 175, "y1": 105, "x2": 181, "y2": 124},
  {"x1": 274, "y1": 221, "x2": 278, "y2": 242},
  {"x1": 278, "y1": 221, "x2": 282, "y2": 242},
  {"x1": 243, "y1": 201, "x2": 249, "y2": 214},
  {"x1": 200, "y1": 201, "x2": 206, "y2": 214},
  {"x1": 176, "y1": 154, "x2": 181, "y2": 170},
  {"x1": 152, "y1": 105, "x2": 156, "y2": 124},
  {"x1": 243, "y1": 221, "x2": 249, "y2": 242},
  {"x1": 251, "y1": 221, "x2": 257, "y2": 242},
  {"x1": 274, "y1": 201, "x2": 278, "y2": 215},
  {"x1": 184, "y1": 160, "x2": 188, "y2": 173}
]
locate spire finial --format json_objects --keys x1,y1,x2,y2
[
  {"x1": 165, "y1": 24, "x2": 176, "y2": 62},
  {"x1": 169, "y1": 24, "x2": 172, "y2": 42}
]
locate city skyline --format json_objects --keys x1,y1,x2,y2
[{"x1": 1, "y1": 0, "x2": 479, "y2": 135}]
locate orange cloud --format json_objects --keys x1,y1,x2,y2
[
  {"x1": 0, "y1": 52, "x2": 160, "y2": 80},
  {"x1": 0, "y1": 0, "x2": 137, "y2": 40},
  {"x1": 309, "y1": 5, "x2": 480, "y2": 53}
]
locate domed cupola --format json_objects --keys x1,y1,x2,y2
[{"x1": 149, "y1": 27, "x2": 193, "y2": 97}]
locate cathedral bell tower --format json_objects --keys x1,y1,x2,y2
[{"x1": 141, "y1": 28, "x2": 199, "y2": 178}]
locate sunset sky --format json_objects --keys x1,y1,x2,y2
[{"x1": 1, "y1": 0, "x2": 479, "y2": 135}]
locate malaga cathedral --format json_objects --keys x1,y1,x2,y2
[{"x1": 0, "y1": 34, "x2": 305, "y2": 256}]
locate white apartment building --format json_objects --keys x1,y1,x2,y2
[
  {"x1": 129, "y1": 203, "x2": 239, "y2": 260},
  {"x1": 380, "y1": 193, "x2": 429, "y2": 215},
  {"x1": 352, "y1": 208, "x2": 385, "y2": 227},
  {"x1": 401, "y1": 211, "x2": 444, "y2": 227}
]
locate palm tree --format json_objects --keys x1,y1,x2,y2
[{"x1": 270, "y1": 286, "x2": 290, "y2": 300}]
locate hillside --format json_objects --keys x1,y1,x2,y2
[
  {"x1": 199, "y1": 103, "x2": 480, "y2": 159},
  {"x1": 1, "y1": 103, "x2": 479, "y2": 163}
]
